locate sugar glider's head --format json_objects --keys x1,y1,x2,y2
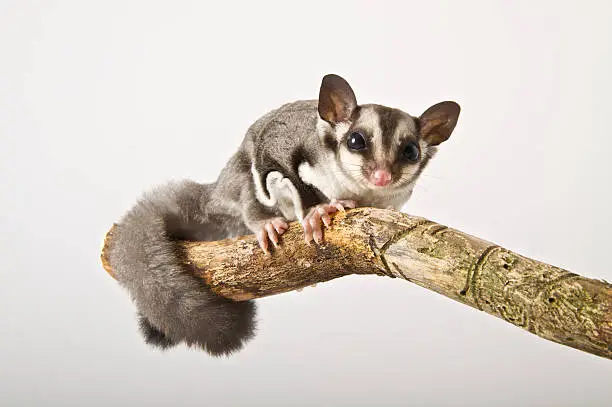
[{"x1": 317, "y1": 74, "x2": 460, "y2": 191}]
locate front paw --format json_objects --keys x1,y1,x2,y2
[
  {"x1": 301, "y1": 199, "x2": 356, "y2": 244},
  {"x1": 255, "y1": 217, "x2": 288, "y2": 254}
]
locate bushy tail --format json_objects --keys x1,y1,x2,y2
[
  {"x1": 138, "y1": 313, "x2": 177, "y2": 349},
  {"x1": 108, "y1": 180, "x2": 256, "y2": 356}
]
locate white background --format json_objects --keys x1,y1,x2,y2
[{"x1": 1, "y1": 1, "x2": 611, "y2": 406}]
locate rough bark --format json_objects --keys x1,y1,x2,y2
[{"x1": 101, "y1": 207, "x2": 612, "y2": 360}]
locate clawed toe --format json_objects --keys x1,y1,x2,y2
[
  {"x1": 330, "y1": 199, "x2": 356, "y2": 212},
  {"x1": 256, "y1": 217, "x2": 288, "y2": 254},
  {"x1": 255, "y1": 200, "x2": 356, "y2": 250},
  {"x1": 301, "y1": 199, "x2": 356, "y2": 244}
]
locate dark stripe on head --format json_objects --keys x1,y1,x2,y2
[
  {"x1": 371, "y1": 104, "x2": 404, "y2": 152},
  {"x1": 413, "y1": 116, "x2": 422, "y2": 137}
]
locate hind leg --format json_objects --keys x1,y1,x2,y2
[{"x1": 241, "y1": 193, "x2": 290, "y2": 255}]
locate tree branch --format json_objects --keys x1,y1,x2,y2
[{"x1": 101, "y1": 208, "x2": 612, "y2": 360}]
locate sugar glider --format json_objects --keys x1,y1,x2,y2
[{"x1": 108, "y1": 74, "x2": 461, "y2": 355}]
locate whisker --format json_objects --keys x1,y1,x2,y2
[{"x1": 339, "y1": 162, "x2": 362, "y2": 168}]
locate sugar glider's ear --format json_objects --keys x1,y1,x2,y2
[
  {"x1": 418, "y1": 101, "x2": 461, "y2": 146},
  {"x1": 318, "y1": 74, "x2": 357, "y2": 124}
]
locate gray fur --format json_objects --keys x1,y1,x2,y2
[
  {"x1": 108, "y1": 74, "x2": 460, "y2": 356},
  {"x1": 109, "y1": 181, "x2": 255, "y2": 356}
]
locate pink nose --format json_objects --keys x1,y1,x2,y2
[{"x1": 372, "y1": 169, "x2": 392, "y2": 187}]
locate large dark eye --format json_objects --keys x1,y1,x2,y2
[
  {"x1": 347, "y1": 132, "x2": 366, "y2": 151},
  {"x1": 402, "y1": 142, "x2": 420, "y2": 162}
]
